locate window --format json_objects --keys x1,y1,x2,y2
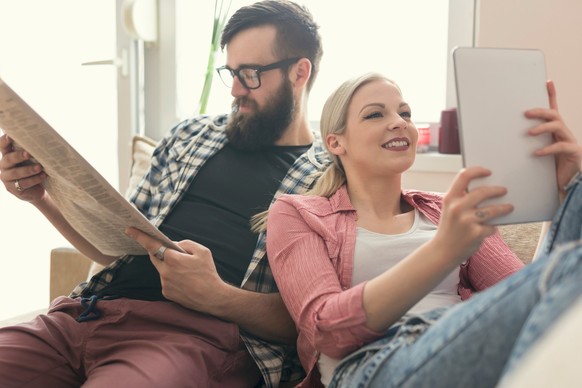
[
  {"x1": 0, "y1": 0, "x2": 116, "y2": 319},
  {"x1": 173, "y1": 0, "x2": 473, "y2": 125}
]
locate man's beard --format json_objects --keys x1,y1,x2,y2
[{"x1": 225, "y1": 80, "x2": 294, "y2": 151}]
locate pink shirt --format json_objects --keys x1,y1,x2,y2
[{"x1": 266, "y1": 185, "x2": 523, "y2": 387}]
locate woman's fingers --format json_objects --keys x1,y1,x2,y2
[
  {"x1": 443, "y1": 167, "x2": 513, "y2": 225},
  {"x1": 472, "y1": 203, "x2": 514, "y2": 225},
  {"x1": 546, "y1": 79, "x2": 558, "y2": 111},
  {"x1": 436, "y1": 168, "x2": 513, "y2": 261},
  {"x1": 462, "y1": 184, "x2": 509, "y2": 211},
  {"x1": 446, "y1": 167, "x2": 508, "y2": 208},
  {"x1": 524, "y1": 81, "x2": 581, "y2": 193},
  {"x1": 446, "y1": 166, "x2": 491, "y2": 197}
]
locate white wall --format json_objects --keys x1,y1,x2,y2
[{"x1": 476, "y1": 0, "x2": 582, "y2": 142}]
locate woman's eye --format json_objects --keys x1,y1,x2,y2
[
  {"x1": 363, "y1": 112, "x2": 383, "y2": 120},
  {"x1": 400, "y1": 111, "x2": 412, "y2": 119}
]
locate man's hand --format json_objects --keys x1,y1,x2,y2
[
  {"x1": 125, "y1": 227, "x2": 228, "y2": 312},
  {"x1": 125, "y1": 226, "x2": 298, "y2": 344},
  {"x1": 0, "y1": 134, "x2": 47, "y2": 202}
]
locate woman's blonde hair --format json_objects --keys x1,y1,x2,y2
[{"x1": 251, "y1": 72, "x2": 398, "y2": 232}]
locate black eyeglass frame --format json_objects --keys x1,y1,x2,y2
[{"x1": 216, "y1": 57, "x2": 301, "y2": 90}]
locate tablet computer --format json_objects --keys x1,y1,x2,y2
[{"x1": 453, "y1": 47, "x2": 559, "y2": 225}]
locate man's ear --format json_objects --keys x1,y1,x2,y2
[
  {"x1": 290, "y1": 58, "x2": 312, "y2": 88},
  {"x1": 326, "y1": 133, "x2": 345, "y2": 156}
]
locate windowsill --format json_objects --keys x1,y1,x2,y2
[{"x1": 410, "y1": 152, "x2": 463, "y2": 173}]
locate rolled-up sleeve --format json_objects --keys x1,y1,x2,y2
[
  {"x1": 267, "y1": 197, "x2": 383, "y2": 359},
  {"x1": 459, "y1": 230, "x2": 524, "y2": 299}
]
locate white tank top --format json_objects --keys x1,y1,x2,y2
[{"x1": 318, "y1": 209, "x2": 462, "y2": 386}]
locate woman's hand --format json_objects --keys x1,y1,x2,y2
[
  {"x1": 526, "y1": 80, "x2": 582, "y2": 199},
  {"x1": 0, "y1": 134, "x2": 47, "y2": 203},
  {"x1": 434, "y1": 166, "x2": 514, "y2": 262}
]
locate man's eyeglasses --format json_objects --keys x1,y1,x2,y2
[{"x1": 216, "y1": 57, "x2": 300, "y2": 90}]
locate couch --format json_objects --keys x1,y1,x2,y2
[
  {"x1": 48, "y1": 133, "x2": 545, "y2": 306},
  {"x1": 7, "y1": 216, "x2": 536, "y2": 326},
  {"x1": 45, "y1": 223, "x2": 543, "y2": 303},
  {"x1": 1, "y1": 136, "x2": 579, "y2": 386}
]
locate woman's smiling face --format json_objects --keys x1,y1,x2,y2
[{"x1": 334, "y1": 78, "x2": 418, "y2": 177}]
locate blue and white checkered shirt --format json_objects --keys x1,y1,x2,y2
[{"x1": 71, "y1": 114, "x2": 330, "y2": 387}]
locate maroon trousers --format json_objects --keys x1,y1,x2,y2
[{"x1": 0, "y1": 296, "x2": 261, "y2": 388}]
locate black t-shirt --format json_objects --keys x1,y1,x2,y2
[{"x1": 96, "y1": 143, "x2": 309, "y2": 300}]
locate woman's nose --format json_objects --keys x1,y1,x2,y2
[{"x1": 387, "y1": 114, "x2": 408, "y2": 131}]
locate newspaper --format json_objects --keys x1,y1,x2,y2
[{"x1": 0, "y1": 77, "x2": 182, "y2": 257}]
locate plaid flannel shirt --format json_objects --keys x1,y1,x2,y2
[{"x1": 71, "y1": 114, "x2": 330, "y2": 387}]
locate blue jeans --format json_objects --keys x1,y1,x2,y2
[{"x1": 329, "y1": 173, "x2": 582, "y2": 388}]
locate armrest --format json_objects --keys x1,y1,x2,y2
[
  {"x1": 1, "y1": 248, "x2": 93, "y2": 327},
  {"x1": 2, "y1": 246, "x2": 113, "y2": 328},
  {"x1": 49, "y1": 247, "x2": 93, "y2": 302}
]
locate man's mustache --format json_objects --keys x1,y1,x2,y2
[{"x1": 231, "y1": 97, "x2": 258, "y2": 114}]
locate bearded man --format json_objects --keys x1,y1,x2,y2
[{"x1": 0, "y1": 1, "x2": 327, "y2": 387}]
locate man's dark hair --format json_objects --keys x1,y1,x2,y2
[{"x1": 220, "y1": 0, "x2": 323, "y2": 91}]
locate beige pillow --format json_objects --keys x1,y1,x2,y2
[{"x1": 125, "y1": 135, "x2": 157, "y2": 197}]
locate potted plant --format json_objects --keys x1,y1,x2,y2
[{"x1": 198, "y1": 0, "x2": 232, "y2": 114}]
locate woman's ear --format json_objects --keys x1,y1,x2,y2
[
  {"x1": 326, "y1": 133, "x2": 345, "y2": 156},
  {"x1": 289, "y1": 58, "x2": 312, "y2": 88}
]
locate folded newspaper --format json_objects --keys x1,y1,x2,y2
[{"x1": 0, "y1": 77, "x2": 181, "y2": 256}]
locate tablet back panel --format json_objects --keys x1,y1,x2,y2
[{"x1": 453, "y1": 47, "x2": 559, "y2": 225}]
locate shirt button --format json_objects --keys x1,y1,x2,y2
[{"x1": 342, "y1": 286, "x2": 347, "y2": 290}]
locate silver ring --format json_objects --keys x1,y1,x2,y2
[
  {"x1": 154, "y1": 245, "x2": 167, "y2": 261},
  {"x1": 475, "y1": 210, "x2": 486, "y2": 219},
  {"x1": 14, "y1": 180, "x2": 23, "y2": 192}
]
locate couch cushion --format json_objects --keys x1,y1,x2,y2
[
  {"x1": 498, "y1": 222, "x2": 542, "y2": 264},
  {"x1": 125, "y1": 135, "x2": 157, "y2": 197},
  {"x1": 51, "y1": 247, "x2": 93, "y2": 301}
]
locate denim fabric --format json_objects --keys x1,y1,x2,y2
[
  {"x1": 329, "y1": 308, "x2": 449, "y2": 388},
  {"x1": 330, "y1": 173, "x2": 582, "y2": 388}
]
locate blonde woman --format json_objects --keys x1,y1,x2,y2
[{"x1": 265, "y1": 73, "x2": 582, "y2": 387}]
